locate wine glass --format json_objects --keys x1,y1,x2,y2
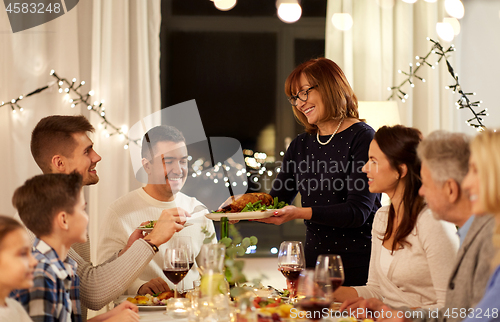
[
  {"x1": 277, "y1": 241, "x2": 305, "y2": 301},
  {"x1": 163, "y1": 248, "x2": 189, "y2": 298},
  {"x1": 297, "y1": 269, "x2": 331, "y2": 321},
  {"x1": 171, "y1": 236, "x2": 195, "y2": 293},
  {"x1": 315, "y1": 254, "x2": 344, "y2": 300}
]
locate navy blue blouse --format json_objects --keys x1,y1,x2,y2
[{"x1": 270, "y1": 122, "x2": 381, "y2": 286}]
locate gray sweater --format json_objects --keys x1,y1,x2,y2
[{"x1": 412, "y1": 215, "x2": 496, "y2": 322}]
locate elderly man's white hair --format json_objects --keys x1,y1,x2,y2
[{"x1": 417, "y1": 130, "x2": 470, "y2": 185}]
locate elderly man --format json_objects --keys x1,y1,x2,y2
[
  {"x1": 15, "y1": 115, "x2": 187, "y2": 320},
  {"x1": 98, "y1": 125, "x2": 216, "y2": 295},
  {"x1": 344, "y1": 130, "x2": 495, "y2": 322}
]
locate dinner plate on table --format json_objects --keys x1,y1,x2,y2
[
  {"x1": 114, "y1": 295, "x2": 167, "y2": 311},
  {"x1": 205, "y1": 210, "x2": 274, "y2": 221}
]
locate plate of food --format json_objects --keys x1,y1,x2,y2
[
  {"x1": 206, "y1": 193, "x2": 287, "y2": 221},
  {"x1": 117, "y1": 291, "x2": 178, "y2": 311}
]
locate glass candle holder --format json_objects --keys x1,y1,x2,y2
[{"x1": 167, "y1": 297, "x2": 191, "y2": 318}]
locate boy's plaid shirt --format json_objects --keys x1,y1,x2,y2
[{"x1": 11, "y1": 238, "x2": 82, "y2": 322}]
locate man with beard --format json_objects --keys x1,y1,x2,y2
[
  {"x1": 16, "y1": 115, "x2": 187, "y2": 320},
  {"x1": 97, "y1": 125, "x2": 216, "y2": 295}
]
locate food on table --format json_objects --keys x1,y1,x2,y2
[
  {"x1": 214, "y1": 193, "x2": 287, "y2": 213},
  {"x1": 256, "y1": 301, "x2": 294, "y2": 321},
  {"x1": 253, "y1": 296, "x2": 282, "y2": 308},
  {"x1": 126, "y1": 290, "x2": 178, "y2": 306},
  {"x1": 338, "y1": 318, "x2": 374, "y2": 322},
  {"x1": 139, "y1": 220, "x2": 156, "y2": 228}
]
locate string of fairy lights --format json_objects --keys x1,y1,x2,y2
[
  {"x1": 0, "y1": 70, "x2": 279, "y2": 186},
  {"x1": 388, "y1": 37, "x2": 487, "y2": 130},
  {"x1": 1, "y1": 70, "x2": 138, "y2": 149}
]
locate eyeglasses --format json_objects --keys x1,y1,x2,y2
[{"x1": 288, "y1": 85, "x2": 317, "y2": 106}]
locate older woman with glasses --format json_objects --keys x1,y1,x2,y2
[{"x1": 255, "y1": 58, "x2": 381, "y2": 286}]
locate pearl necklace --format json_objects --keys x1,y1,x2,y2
[{"x1": 316, "y1": 118, "x2": 344, "y2": 145}]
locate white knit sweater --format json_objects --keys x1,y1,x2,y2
[
  {"x1": 353, "y1": 206, "x2": 459, "y2": 309},
  {"x1": 97, "y1": 188, "x2": 217, "y2": 295}
]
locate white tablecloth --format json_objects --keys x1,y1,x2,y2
[{"x1": 139, "y1": 309, "x2": 188, "y2": 321}]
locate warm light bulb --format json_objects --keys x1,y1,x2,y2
[
  {"x1": 445, "y1": 0, "x2": 464, "y2": 19},
  {"x1": 402, "y1": 0, "x2": 417, "y2": 3},
  {"x1": 277, "y1": 2, "x2": 302, "y2": 23},
  {"x1": 331, "y1": 13, "x2": 353, "y2": 31},
  {"x1": 214, "y1": 0, "x2": 237, "y2": 11},
  {"x1": 443, "y1": 17, "x2": 460, "y2": 35},
  {"x1": 436, "y1": 22, "x2": 454, "y2": 42}
]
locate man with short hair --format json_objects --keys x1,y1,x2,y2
[
  {"x1": 16, "y1": 115, "x2": 187, "y2": 320},
  {"x1": 353, "y1": 130, "x2": 495, "y2": 322},
  {"x1": 98, "y1": 125, "x2": 216, "y2": 295}
]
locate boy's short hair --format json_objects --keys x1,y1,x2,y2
[
  {"x1": 31, "y1": 115, "x2": 94, "y2": 173},
  {"x1": 141, "y1": 125, "x2": 185, "y2": 161},
  {"x1": 12, "y1": 173, "x2": 83, "y2": 237}
]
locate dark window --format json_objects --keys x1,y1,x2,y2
[{"x1": 160, "y1": 0, "x2": 326, "y2": 257}]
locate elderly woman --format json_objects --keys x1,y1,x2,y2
[{"x1": 256, "y1": 58, "x2": 380, "y2": 286}]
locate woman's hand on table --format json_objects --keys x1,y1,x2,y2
[
  {"x1": 339, "y1": 296, "x2": 366, "y2": 313},
  {"x1": 252, "y1": 206, "x2": 312, "y2": 225},
  {"x1": 138, "y1": 277, "x2": 170, "y2": 295},
  {"x1": 353, "y1": 298, "x2": 406, "y2": 321}
]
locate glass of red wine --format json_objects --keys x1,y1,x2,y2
[
  {"x1": 163, "y1": 248, "x2": 189, "y2": 298},
  {"x1": 278, "y1": 241, "x2": 305, "y2": 302},
  {"x1": 297, "y1": 269, "x2": 331, "y2": 321},
  {"x1": 171, "y1": 236, "x2": 195, "y2": 293},
  {"x1": 315, "y1": 254, "x2": 344, "y2": 301}
]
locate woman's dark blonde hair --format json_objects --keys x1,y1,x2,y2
[
  {"x1": 469, "y1": 130, "x2": 500, "y2": 268},
  {"x1": 285, "y1": 58, "x2": 359, "y2": 134}
]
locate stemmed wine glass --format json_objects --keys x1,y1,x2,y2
[
  {"x1": 297, "y1": 269, "x2": 331, "y2": 321},
  {"x1": 277, "y1": 241, "x2": 305, "y2": 301},
  {"x1": 163, "y1": 248, "x2": 189, "y2": 298},
  {"x1": 171, "y1": 236, "x2": 195, "y2": 293},
  {"x1": 315, "y1": 254, "x2": 344, "y2": 301}
]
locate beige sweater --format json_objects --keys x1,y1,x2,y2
[{"x1": 353, "y1": 206, "x2": 459, "y2": 309}]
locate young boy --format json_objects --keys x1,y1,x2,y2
[{"x1": 11, "y1": 173, "x2": 139, "y2": 322}]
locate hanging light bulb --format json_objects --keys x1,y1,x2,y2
[
  {"x1": 276, "y1": 0, "x2": 302, "y2": 23},
  {"x1": 445, "y1": 0, "x2": 464, "y2": 19},
  {"x1": 402, "y1": 0, "x2": 417, "y2": 3},
  {"x1": 214, "y1": 0, "x2": 237, "y2": 11},
  {"x1": 443, "y1": 17, "x2": 460, "y2": 35},
  {"x1": 436, "y1": 22, "x2": 454, "y2": 42},
  {"x1": 331, "y1": 13, "x2": 353, "y2": 31}
]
